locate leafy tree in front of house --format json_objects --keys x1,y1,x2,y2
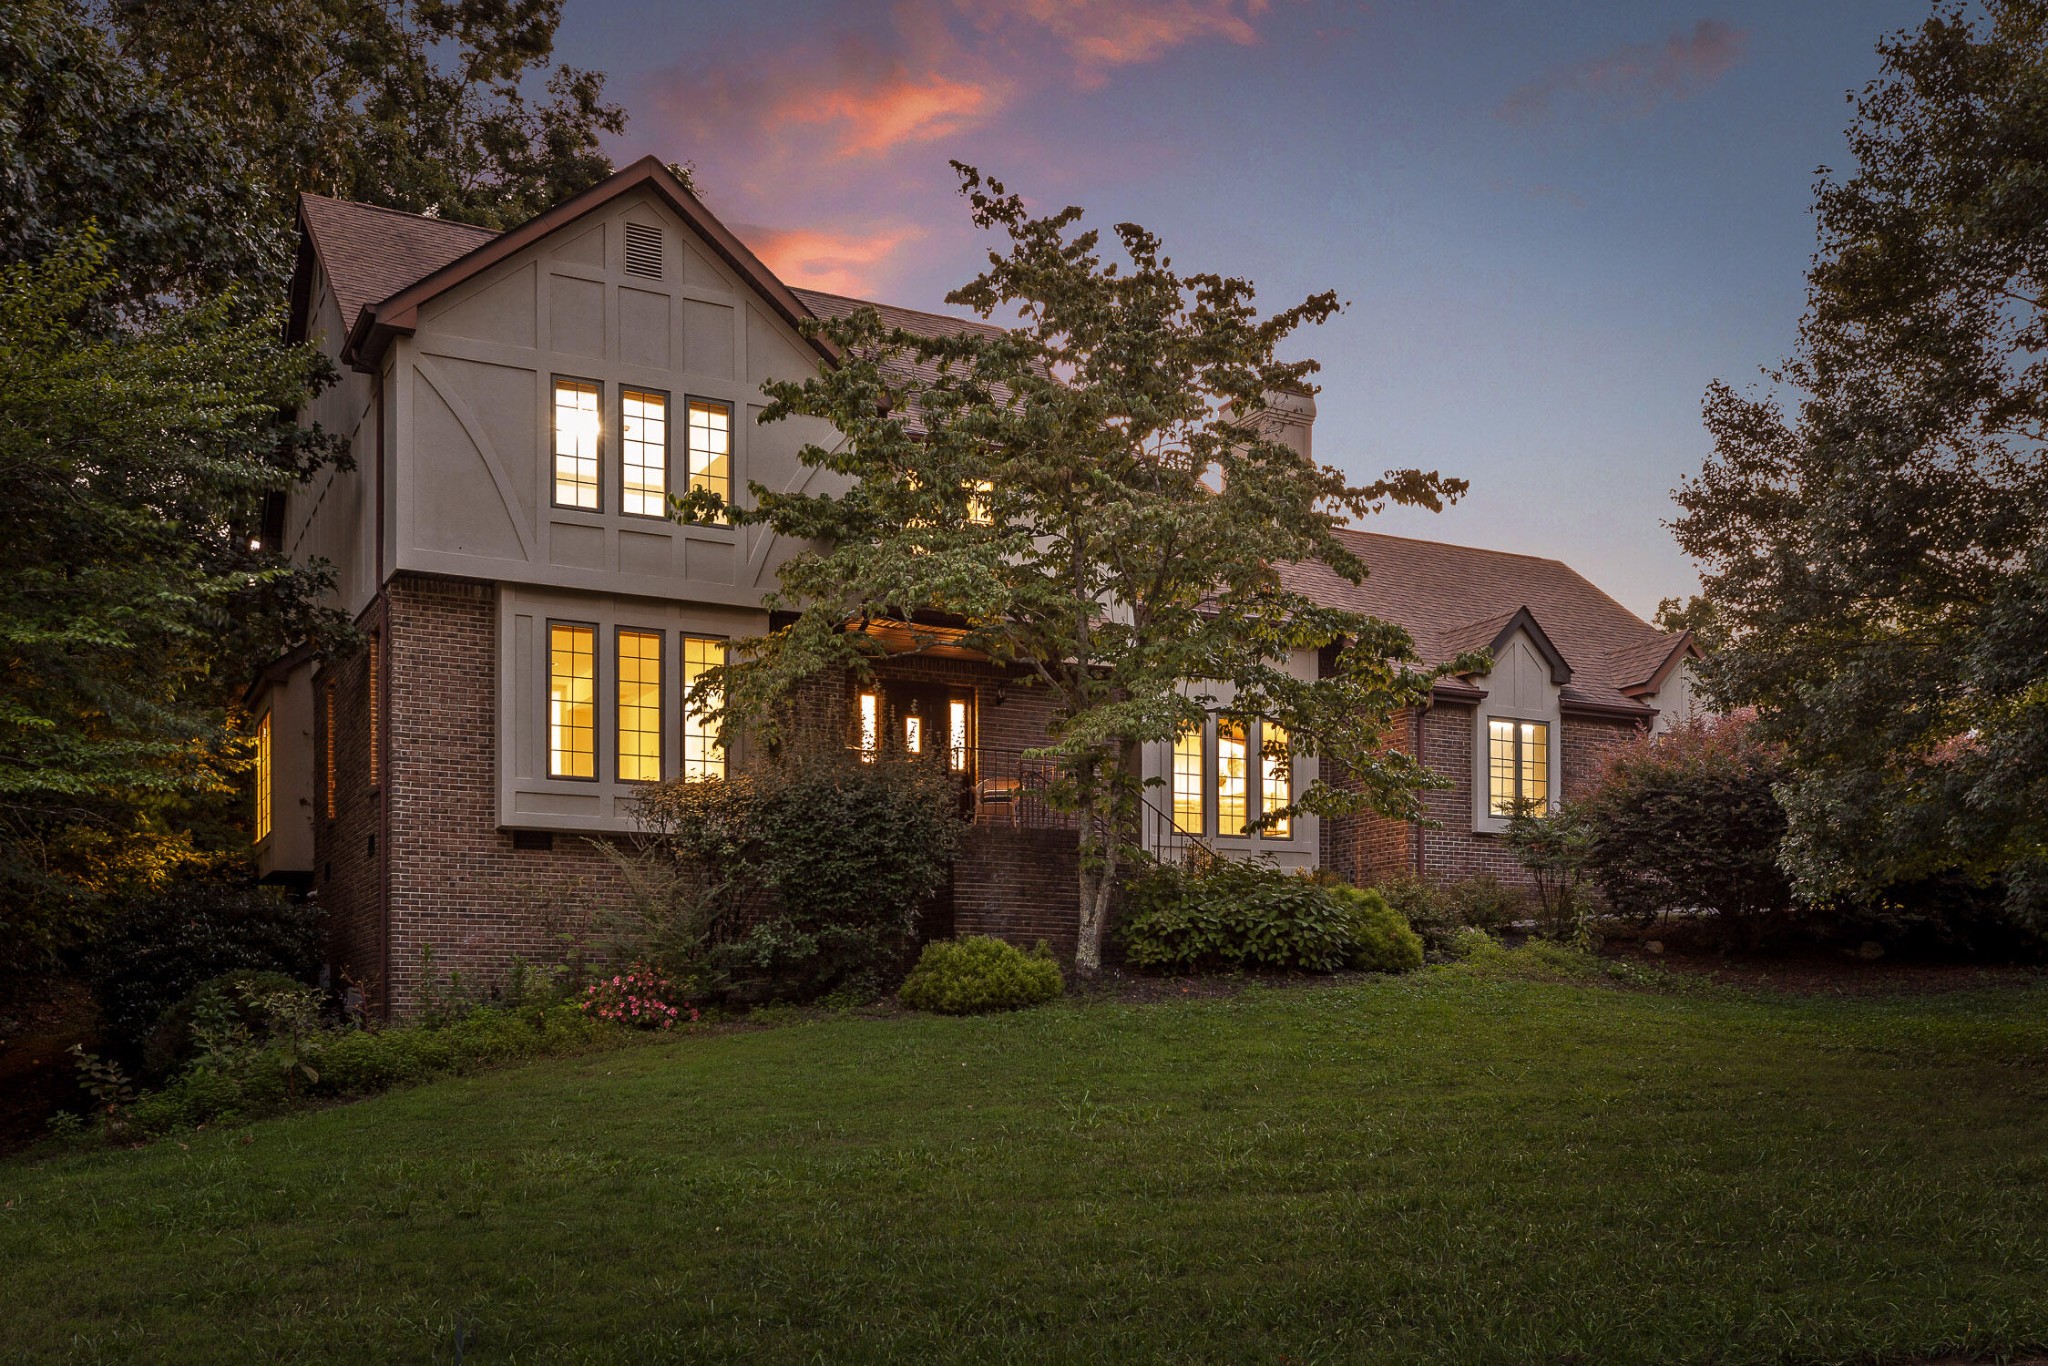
[
  {"x1": 105, "y1": 0, "x2": 627, "y2": 235},
  {"x1": 1675, "y1": 1, "x2": 2048, "y2": 922},
  {"x1": 0, "y1": 232, "x2": 349, "y2": 983},
  {"x1": 718, "y1": 165, "x2": 1471, "y2": 973}
]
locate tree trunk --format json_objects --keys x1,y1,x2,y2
[{"x1": 1072, "y1": 773, "x2": 1125, "y2": 976}]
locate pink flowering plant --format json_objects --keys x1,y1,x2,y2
[{"x1": 578, "y1": 965, "x2": 698, "y2": 1030}]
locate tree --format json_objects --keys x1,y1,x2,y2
[
  {"x1": 1576, "y1": 715, "x2": 1793, "y2": 936},
  {"x1": 718, "y1": 166, "x2": 1470, "y2": 973},
  {"x1": 1674, "y1": 2, "x2": 2048, "y2": 920},
  {"x1": 0, "y1": 232, "x2": 348, "y2": 982},
  {"x1": 0, "y1": 0, "x2": 273, "y2": 309},
  {"x1": 106, "y1": 0, "x2": 626, "y2": 236}
]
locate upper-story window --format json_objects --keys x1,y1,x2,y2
[
  {"x1": 254, "y1": 712, "x2": 273, "y2": 843},
  {"x1": 687, "y1": 398, "x2": 732, "y2": 521},
  {"x1": 620, "y1": 388, "x2": 668, "y2": 517},
  {"x1": 1487, "y1": 718, "x2": 1549, "y2": 817},
  {"x1": 553, "y1": 378, "x2": 602, "y2": 510}
]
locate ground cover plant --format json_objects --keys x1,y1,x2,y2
[
  {"x1": 897, "y1": 935, "x2": 1064, "y2": 1014},
  {"x1": 4, "y1": 949, "x2": 2043, "y2": 1362},
  {"x1": 1121, "y1": 858, "x2": 1423, "y2": 972}
]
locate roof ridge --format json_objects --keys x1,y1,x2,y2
[
  {"x1": 300, "y1": 192, "x2": 502, "y2": 236},
  {"x1": 792, "y1": 286, "x2": 1007, "y2": 336},
  {"x1": 1331, "y1": 524, "x2": 1571, "y2": 570}
]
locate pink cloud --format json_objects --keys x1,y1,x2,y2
[
  {"x1": 746, "y1": 224, "x2": 929, "y2": 296},
  {"x1": 1497, "y1": 19, "x2": 1748, "y2": 123},
  {"x1": 957, "y1": 0, "x2": 1270, "y2": 81}
]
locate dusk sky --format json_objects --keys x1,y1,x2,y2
[{"x1": 553, "y1": 1, "x2": 1932, "y2": 617}]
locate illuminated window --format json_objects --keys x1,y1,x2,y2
[
  {"x1": 553, "y1": 378, "x2": 601, "y2": 509},
  {"x1": 686, "y1": 398, "x2": 731, "y2": 521},
  {"x1": 620, "y1": 389, "x2": 668, "y2": 517},
  {"x1": 617, "y1": 630, "x2": 662, "y2": 782},
  {"x1": 254, "y1": 712, "x2": 272, "y2": 843},
  {"x1": 549, "y1": 623, "x2": 596, "y2": 779},
  {"x1": 857, "y1": 691, "x2": 879, "y2": 762},
  {"x1": 323, "y1": 685, "x2": 336, "y2": 819},
  {"x1": 1217, "y1": 718, "x2": 1249, "y2": 835},
  {"x1": 1172, "y1": 724, "x2": 1204, "y2": 833},
  {"x1": 366, "y1": 630, "x2": 380, "y2": 788},
  {"x1": 904, "y1": 713, "x2": 923, "y2": 755},
  {"x1": 948, "y1": 698, "x2": 969, "y2": 772},
  {"x1": 965, "y1": 479, "x2": 994, "y2": 526},
  {"x1": 1487, "y1": 718, "x2": 1550, "y2": 817},
  {"x1": 681, "y1": 636, "x2": 726, "y2": 779},
  {"x1": 1261, "y1": 724, "x2": 1291, "y2": 839}
]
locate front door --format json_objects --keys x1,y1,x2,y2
[{"x1": 879, "y1": 680, "x2": 973, "y2": 772}]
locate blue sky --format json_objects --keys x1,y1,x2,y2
[{"x1": 552, "y1": 1, "x2": 1932, "y2": 616}]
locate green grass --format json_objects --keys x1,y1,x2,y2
[{"x1": 4, "y1": 956, "x2": 2046, "y2": 1363}]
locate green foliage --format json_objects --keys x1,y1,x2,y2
[
  {"x1": 1120, "y1": 860, "x2": 1423, "y2": 974},
  {"x1": 626, "y1": 746, "x2": 962, "y2": 1003},
  {"x1": 0, "y1": 0, "x2": 271, "y2": 309},
  {"x1": 1373, "y1": 873, "x2": 1525, "y2": 955},
  {"x1": 1577, "y1": 715, "x2": 1793, "y2": 930},
  {"x1": 85, "y1": 871, "x2": 321, "y2": 1054},
  {"x1": 126, "y1": 1001, "x2": 621, "y2": 1137},
  {"x1": 1504, "y1": 802, "x2": 1596, "y2": 940},
  {"x1": 0, "y1": 233, "x2": 349, "y2": 981},
  {"x1": 1674, "y1": 3, "x2": 2048, "y2": 920},
  {"x1": 140, "y1": 968, "x2": 306, "y2": 1080},
  {"x1": 723, "y1": 164, "x2": 1472, "y2": 970},
  {"x1": 897, "y1": 936, "x2": 1064, "y2": 1015}
]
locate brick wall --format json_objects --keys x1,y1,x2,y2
[
  {"x1": 952, "y1": 827, "x2": 1083, "y2": 960},
  {"x1": 1321, "y1": 709, "x2": 1421, "y2": 886},
  {"x1": 1563, "y1": 713, "x2": 1640, "y2": 799}
]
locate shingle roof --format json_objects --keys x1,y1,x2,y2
[
  {"x1": 1278, "y1": 529, "x2": 1688, "y2": 713},
  {"x1": 790, "y1": 287, "x2": 1009, "y2": 394},
  {"x1": 297, "y1": 194, "x2": 499, "y2": 333}
]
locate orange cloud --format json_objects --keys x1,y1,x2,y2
[
  {"x1": 748, "y1": 224, "x2": 929, "y2": 296},
  {"x1": 790, "y1": 68, "x2": 1001, "y2": 158},
  {"x1": 1498, "y1": 19, "x2": 1748, "y2": 123},
  {"x1": 957, "y1": 0, "x2": 1269, "y2": 79}
]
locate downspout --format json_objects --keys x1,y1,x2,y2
[
  {"x1": 1413, "y1": 701, "x2": 1427, "y2": 879},
  {"x1": 375, "y1": 369, "x2": 392, "y2": 1018}
]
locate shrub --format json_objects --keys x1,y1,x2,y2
[
  {"x1": 1445, "y1": 874, "x2": 1527, "y2": 933},
  {"x1": 898, "y1": 936, "x2": 1064, "y2": 1014},
  {"x1": 627, "y1": 744, "x2": 963, "y2": 1002},
  {"x1": 86, "y1": 871, "x2": 321, "y2": 1054},
  {"x1": 1325, "y1": 886, "x2": 1425, "y2": 973},
  {"x1": 139, "y1": 968, "x2": 306, "y2": 1080},
  {"x1": 1120, "y1": 861, "x2": 1423, "y2": 974},
  {"x1": 579, "y1": 966, "x2": 698, "y2": 1029},
  {"x1": 1579, "y1": 714, "x2": 1792, "y2": 932},
  {"x1": 1505, "y1": 802, "x2": 1595, "y2": 939}
]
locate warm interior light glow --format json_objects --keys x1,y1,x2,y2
[
  {"x1": 858, "y1": 692, "x2": 878, "y2": 761},
  {"x1": 549, "y1": 623, "x2": 596, "y2": 778},
  {"x1": 553, "y1": 379, "x2": 601, "y2": 509},
  {"x1": 1217, "y1": 718, "x2": 1248, "y2": 835},
  {"x1": 905, "y1": 714, "x2": 922, "y2": 754},
  {"x1": 621, "y1": 389, "x2": 668, "y2": 517},
  {"x1": 253, "y1": 712, "x2": 272, "y2": 843},
  {"x1": 1261, "y1": 723, "x2": 1291, "y2": 839},
  {"x1": 948, "y1": 698, "x2": 969, "y2": 771},
  {"x1": 617, "y1": 630, "x2": 662, "y2": 782},
  {"x1": 682, "y1": 635, "x2": 726, "y2": 779},
  {"x1": 1172, "y1": 723, "x2": 1204, "y2": 833}
]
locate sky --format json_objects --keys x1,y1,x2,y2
[{"x1": 551, "y1": 0, "x2": 1934, "y2": 618}]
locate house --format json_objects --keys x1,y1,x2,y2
[{"x1": 248, "y1": 156, "x2": 1698, "y2": 1014}]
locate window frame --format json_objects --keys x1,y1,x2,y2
[
  {"x1": 254, "y1": 710, "x2": 273, "y2": 845},
  {"x1": 1486, "y1": 716, "x2": 1551, "y2": 819},
  {"x1": 551, "y1": 375, "x2": 605, "y2": 513},
  {"x1": 1216, "y1": 716, "x2": 1250, "y2": 837},
  {"x1": 683, "y1": 394, "x2": 734, "y2": 524},
  {"x1": 618, "y1": 385, "x2": 671, "y2": 521},
  {"x1": 547, "y1": 618, "x2": 601, "y2": 782},
  {"x1": 680, "y1": 633, "x2": 728, "y2": 780},
  {"x1": 1260, "y1": 722, "x2": 1292, "y2": 840},
  {"x1": 1171, "y1": 721, "x2": 1206, "y2": 835},
  {"x1": 613, "y1": 626, "x2": 665, "y2": 784}
]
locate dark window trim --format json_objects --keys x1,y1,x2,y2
[
  {"x1": 550, "y1": 375, "x2": 605, "y2": 514},
  {"x1": 1486, "y1": 715, "x2": 1550, "y2": 817},
  {"x1": 679, "y1": 632, "x2": 730, "y2": 778},
  {"x1": 617, "y1": 385, "x2": 672, "y2": 521},
  {"x1": 683, "y1": 393, "x2": 734, "y2": 525},
  {"x1": 546, "y1": 617, "x2": 602, "y2": 782},
  {"x1": 613, "y1": 624, "x2": 665, "y2": 784}
]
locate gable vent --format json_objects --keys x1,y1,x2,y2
[{"x1": 623, "y1": 222, "x2": 664, "y2": 279}]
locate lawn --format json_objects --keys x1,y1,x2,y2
[{"x1": 3, "y1": 953, "x2": 2046, "y2": 1364}]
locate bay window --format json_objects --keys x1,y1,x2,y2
[{"x1": 549, "y1": 622, "x2": 597, "y2": 779}]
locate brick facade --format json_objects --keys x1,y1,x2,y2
[{"x1": 1325, "y1": 700, "x2": 1646, "y2": 894}]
